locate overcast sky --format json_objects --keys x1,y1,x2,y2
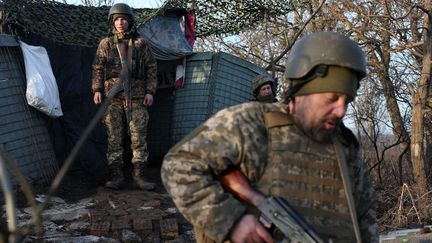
[
  {"x1": 58, "y1": 0, "x2": 163, "y2": 8},
  {"x1": 113, "y1": 0, "x2": 163, "y2": 8}
]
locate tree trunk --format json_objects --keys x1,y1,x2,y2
[
  {"x1": 411, "y1": 2, "x2": 431, "y2": 198},
  {"x1": 377, "y1": 0, "x2": 412, "y2": 181}
]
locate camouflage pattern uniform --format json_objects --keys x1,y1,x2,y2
[
  {"x1": 161, "y1": 102, "x2": 379, "y2": 243},
  {"x1": 92, "y1": 34, "x2": 157, "y2": 182}
]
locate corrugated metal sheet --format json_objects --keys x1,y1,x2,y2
[
  {"x1": 171, "y1": 52, "x2": 267, "y2": 144},
  {"x1": 0, "y1": 35, "x2": 58, "y2": 188}
]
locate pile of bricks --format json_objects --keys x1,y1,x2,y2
[{"x1": 88, "y1": 187, "x2": 184, "y2": 241}]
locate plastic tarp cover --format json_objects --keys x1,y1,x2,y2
[
  {"x1": 20, "y1": 41, "x2": 63, "y2": 118},
  {"x1": 138, "y1": 15, "x2": 194, "y2": 61}
]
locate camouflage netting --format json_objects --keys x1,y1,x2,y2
[{"x1": 2, "y1": 0, "x2": 295, "y2": 47}]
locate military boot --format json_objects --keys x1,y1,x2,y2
[
  {"x1": 133, "y1": 163, "x2": 155, "y2": 191},
  {"x1": 105, "y1": 163, "x2": 124, "y2": 189}
]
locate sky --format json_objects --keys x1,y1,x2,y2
[
  {"x1": 58, "y1": 0, "x2": 163, "y2": 8},
  {"x1": 111, "y1": 0, "x2": 163, "y2": 8}
]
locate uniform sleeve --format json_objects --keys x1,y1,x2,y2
[
  {"x1": 91, "y1": 38, "x2": 109, "y2": 94},
  {"x1": 161, "y1": 104, "x2": 268, "y2": 242},
  {"x1": 139, "y1": 40, "x2": 157, "y2": 95},
  {"x1": 351, "y1": 150, "x2": 379, "y2": 242}
]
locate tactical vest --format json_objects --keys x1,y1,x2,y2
[{"x1": 256, "y1": 111, "x2": 358, "y2": 242}]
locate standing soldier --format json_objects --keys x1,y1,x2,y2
[
  {"x1": 92, "y1": 3, "x2": 157, "y2": 190},
  {"x1": 161, "y1": 32, "x2": 379, "y2": 242},
  {"x1": 252, "y1": 74, "x2": 277, "y2": 102}
]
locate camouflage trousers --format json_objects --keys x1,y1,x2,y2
[{"x1": 103, "y1": 98, "x2": 149, "y2": 166}]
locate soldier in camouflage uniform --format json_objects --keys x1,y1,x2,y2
[
  {"x1": 92, "y1": 3, "x2": 157, "y2": 190},
  {"x1": 161, "y1": 32, "x2": 379, "y2": 243},
  {"x1": 252, "y1": 74, "x2": 277, "y2": 103}
]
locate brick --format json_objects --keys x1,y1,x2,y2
[
  {"x1": 88, "y1": 209, "x2": 106, "y2": 222},
  {"x1": 160, "y1": 218, "x2": 179, "y2": 238},
  {"x1": 119, "y1": 214, "x2": 135, "y2": 222},
  {"x1": 139, "y1": 209, "x2": 166, "y2": 220},
  {"x1": 133, "y1": 218, "x2": 153, "y2": 236},
  {"x1": 110, "y1": 208, "x2": 128, "y2": 217},
  {"x1": 108, "y1": 194, "x2": 126, "y2": 209},
  {"x1": 89, "y1": 220, "x2": 111, "y2": 236},
  {"x1": 111, "y1": 218, "x2": 131, "y2": 231},
  {"x1": 125, "y1": 208, "x2": 140, "y2": 215},
  {"x1": 124, "y1": 197, "x2": 143, "y2": 206},
  {"x1": 143, "y1": 200, "x2": 161, "y2": 208}
]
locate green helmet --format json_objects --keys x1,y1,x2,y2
[
  {"x1": 284, "y1": 32, "x2": 366, "y2": 99},
  {"x1": 108, "y1": 3, "x2": 134, "y2": 25},
  {"x1": 252, "y1": 74, "x2": 276, "y2": 96}
]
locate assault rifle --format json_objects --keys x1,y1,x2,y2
[{"x1": 218, "y1": 169, "x2": 328, "y2": 243}]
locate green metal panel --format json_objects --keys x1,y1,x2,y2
[
  {"x1": 171, "y1": 52, "x2": 267, "y2": 144},
  {"x1": 171, "y1": 53, "x2": 213, "y2": 144}
]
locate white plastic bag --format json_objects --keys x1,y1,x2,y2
[{"x1": 20, "y1": 41, "x2": 63, "y2": 118}]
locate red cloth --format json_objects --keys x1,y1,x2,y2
[{"x1": 184, "y1": 11, "x2": 195, "y2": 48}]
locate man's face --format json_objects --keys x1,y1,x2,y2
[
  {"x1": 259, "y1": 84, "x2": 273, "y2": 96},
  {"x1": 114, "y1": 17, "x2": 129, "y2": 33},
  {"x1": 290, "y1": 92, "x2": 352, "y2": 142}
]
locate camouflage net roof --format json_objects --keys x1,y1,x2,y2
[{"x1": 3, "y1": 0, "x2": 295, "y2": 47}]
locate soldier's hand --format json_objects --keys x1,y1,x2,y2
[
  {"x1": 229, "y1": 214, "x2": 274, "y2": 243},
  {"x1": 144, "y1": 94, "x2": 153, "y2": 107},
  {"x1": 93, "y1": 92, "x2": 102, "y2": 105}
]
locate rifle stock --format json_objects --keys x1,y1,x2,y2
[{"x1": 218, "y1": 169, "x2": 327, "y2": 243}]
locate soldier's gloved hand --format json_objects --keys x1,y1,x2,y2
[{"x1": 229, "y1": 214, "x2": 275, "y2": 243}]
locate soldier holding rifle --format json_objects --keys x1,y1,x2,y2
[{"x1": 161, "y1": 32, "x2": 379, "y2": 243}]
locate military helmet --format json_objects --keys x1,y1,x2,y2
[
  {"x1": 285, "y1": 32, "x2": 366, "y2": 80},
  {"x1": 284, "y1": 32, "x2": 366, "y2": 99},
  {"x1": 108, "y1": 3, "x2": 134, "y2": 24},
  {"x1": 252, "y1": 74, "x2": 276, "y2": 96}
]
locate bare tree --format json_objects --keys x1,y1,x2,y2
[{"x1": 408, "y1": 0, "x2": 431, "y2": 197}]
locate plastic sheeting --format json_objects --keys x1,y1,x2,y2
[
  {"x1": 138, "y1": 15, "x2": 194, "y2": 61},
  {"x1": 20, "y1": 41, "x2": 63, "y2": 118}
]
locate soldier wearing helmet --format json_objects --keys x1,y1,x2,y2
[
  {"x1": 251, "y1": 74, "x2": 277, "y2": 103},
  {"x1": 92, "y1": 3, "x2": 157, "y2": 191},
  {"x1": 108, "y1": 3, "x2": 135, "y2": 30},
  {"x1": 161, "y1": 31, "x2": 378, "y2": 243}
]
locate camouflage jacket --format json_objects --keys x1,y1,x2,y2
[
  {"x1": 91, "y1": 34, "x2": 157, "y2": 98},
  {"x1": 161, "y1": 101, "x2": 379, "y2": 243}
]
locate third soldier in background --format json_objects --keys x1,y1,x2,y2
[
  {"x1": 161, "y1": 31, "x2": 379, "y2": 243},
  {"x1": 252, "y1": 74, "x2": 278, "y2": 103}
]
